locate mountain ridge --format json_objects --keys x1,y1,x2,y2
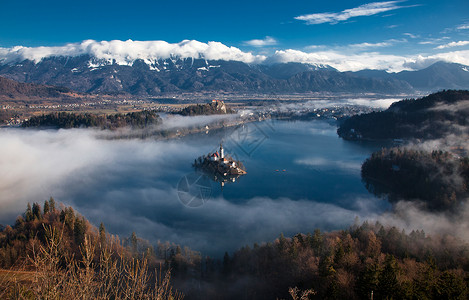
[
  {"x1": 350, "y1": 61, "x2": 469, "y2": 91},
  {"x1": 0, "y1": 55, "x2": 468, "y2": 96}
]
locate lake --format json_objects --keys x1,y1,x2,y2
[{"x1": 0, "y1": 119, "x2": 391, "y2": 256}]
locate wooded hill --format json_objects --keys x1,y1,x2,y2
[
  {"x1": 0, "y1": 199, "x2": 183, "y2": 299},
  {"x1": 178, "y1": 101, "x2": 234, "y2": 116},
  {"x1": 22, "y1": 110, "x2": 161, "y2": 129},
  {"x1": 1, "y1": 201, "x2": 468, "y2": 299},
  {"x1": 362, "y1": 148, "x2": 469, "y2": 211},
  {"x1": 337, "y1": 90, "x2": 469, "y2": 140}
]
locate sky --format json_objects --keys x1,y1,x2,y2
[{"x1": 1, "y1": 0, "x2": 469, "y2": 71}]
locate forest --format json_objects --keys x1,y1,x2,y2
[
  {"x1": 0, "y1": 199, "x2": 182, "y2": 299},
  {"x1": 361, "y1": 147, "x2": 469, "y2": 211},
  {"x1": 1, "y1": 201, "x2": 468, "y2": 299},
  {"x1": 21, "y1": 110, "x2": 161, "y2": 129},
  {"x1": 178, "y1": 101, "x2": 234, "y2": 116},
  {"x1": 337, "y1": 90, "x2": 469, "y2": 140}
]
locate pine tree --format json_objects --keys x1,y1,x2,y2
[
  {"x1": 74, "y1": 217, "x2": 86, "y2": 245},
  {"x1": 43, "y1": 200, "x2": 50, "y2": 215},
  {"x1": 131, "y1": 232, "x2": 138, "y2": 253},
  {"x1": 32, "y1": 202, "x2": 42, "y2": 220},
  {"x1": 278, "y1": 233, "x2": 287, "y2": 251},
  {"x1": 312, "y1": 228, "x2": 323, "y2": 255},
  {"x1": 435, "y1": 270, "x2": 468, "y2": 299},
  {"x1": 356, "y1": 263, "x2": 380, "y2": 300},
  {"x1": 377, "y1": 254, "x2": 399, "y2": 299},
  {"x1": 99, "y1": 222, "x2": 106, "y2": 245},
  {"x1": 25, "y1": 203, "x2": 33, "y2": 222},
  {"x1": 48, "y1": 197, "x2": 56, "y2": 212},
  {"x1": 60, "y1": 207, "x2": 75, "y2": 231}
]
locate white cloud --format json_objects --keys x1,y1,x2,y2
[
  {"x1": 1, "y1": 38, "x2": 469, "y2": 73},
  {"x1": 0, "y1": 39, "x2": 266, "y2": 65},
  {"x1": 266, "y1": 48, "x2": 469, "y2": 72},
  {"x1": 348, "y1": 42, "x2": 392, "y2": 49},
  {"x1": 418, "y1": 36, "x2": 450, "y2": 45},
  {"x1": 403, "y1": 32, "x2": 419, "y2": 39},
  {"x1": 295, "y1": 1, "x2": 410, "y2": 25},
  {"x1": 400, "y1": 50, "x2": 469, "y2": 70},
  {"x1": 266, "y1": 49, "x2": 406, "y2": 72},
  {"x1": 304, "y1": 45, "x2": 326, "y2": 51},
  {"x1": 457, "y1": 24, "x2": 469, "y2": 30},
  {"x1": 436, "y1": 40, "x2": 469, "y2": 49},
  {"x1": 244, "y1": 36, "x2": 278, "y2": 47}
]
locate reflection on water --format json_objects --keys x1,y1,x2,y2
[{"x1": 0, "y1": 120, "x2": 392, "y2": 256}]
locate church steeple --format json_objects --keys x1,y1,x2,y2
[{"x1": 220, "y1": 143, "x2": 224, "y2": 159}]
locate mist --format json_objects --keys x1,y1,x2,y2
[
  {"x1": 377, "y1": 199, "x2": 469, "y2": 240},
  {"x1": 158, "y1": 113, "x2": 241, "y2": 130},
  {"x1": 0, "y1": 121, "x2": 388, "y2": 255},
  {"x1": 1, "y1": 117, "x2": 468, "y2": 256},
  {"x1": 267, "y1": 97, "x2": 402, "y2": 116}
]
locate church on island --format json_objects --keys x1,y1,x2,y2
[{"x1": 193, "y1": 143, "x2": 247, "y2": 179}]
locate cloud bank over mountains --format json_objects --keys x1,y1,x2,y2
[
  {"x1": 0, "y1": 40, "x2": 267, "y2": 65},
  {"x1": 1, "y1": 39, "x2": 469, "y2": 72}
]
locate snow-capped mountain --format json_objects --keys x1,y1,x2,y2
[
  {"x1": 0, "y1": 40, "x2": 468, "y2": 95},
  {"x1": 0, "y1": 54, "x2": 415, "y2": 95}
]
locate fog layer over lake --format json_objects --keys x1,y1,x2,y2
[{"x1": 0, "y1": 120, "x2": 391, "y2": 255}]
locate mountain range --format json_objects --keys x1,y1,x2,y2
[{"x1": 0, "y1": 55, "x2": 468, "y2": 96}]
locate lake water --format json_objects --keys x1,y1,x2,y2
[{"x1": 0, "y1": 120, "x2": 391, "y2": 256}]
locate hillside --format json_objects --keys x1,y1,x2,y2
[
  {"x1": 1, "y1": 201, "x2": 468, "y2": 299},
  {"x1": 337, "y1": 90, "x2": 469, "y2": 140},
  {"x1": 0, "y1": 76, "x2": 74, "y2": 100},
  {"x1": 0, "y1": 200, "x2": 182, "y2": 299},
  {"x1": 22, "y1": 110, "x2": 161, "y2": 129},
  {"x1": 361, "y1": 148, "x2": 469, "y2": 211}
]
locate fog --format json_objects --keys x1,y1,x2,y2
[
  {"x1": 1, "y1": 118, "x2": 468, "y2": 256},
  {"x1": 0, "y1": 126, "x2": 386, "y2": 255},
  {"x1": 158, "y1": 113, "x2": 240, "y2": 130},
  {"x1": 270, "y1": 97, "x2": 401, "y2": 114},
  {"x1": 429, "y1": 100, "x2": 469, "y2": 113},
  {"x1": 377, "y1": 199, "x2": 469, "y2": 241}
]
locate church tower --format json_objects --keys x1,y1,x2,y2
[{"x1": 220, "y1": 143, "x2": 224, "y2": 159}]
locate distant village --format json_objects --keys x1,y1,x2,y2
[{"x1": 1, "y1": 96, "x2": 379, "y2": 127}]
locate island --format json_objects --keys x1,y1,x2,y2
[{"x1": 193, "y1": 143, "x2": 246, "y2": 185}]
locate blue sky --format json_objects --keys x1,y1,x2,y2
[{"x1": 1, "y1": 0, "x2": 469, "y2": 71}]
